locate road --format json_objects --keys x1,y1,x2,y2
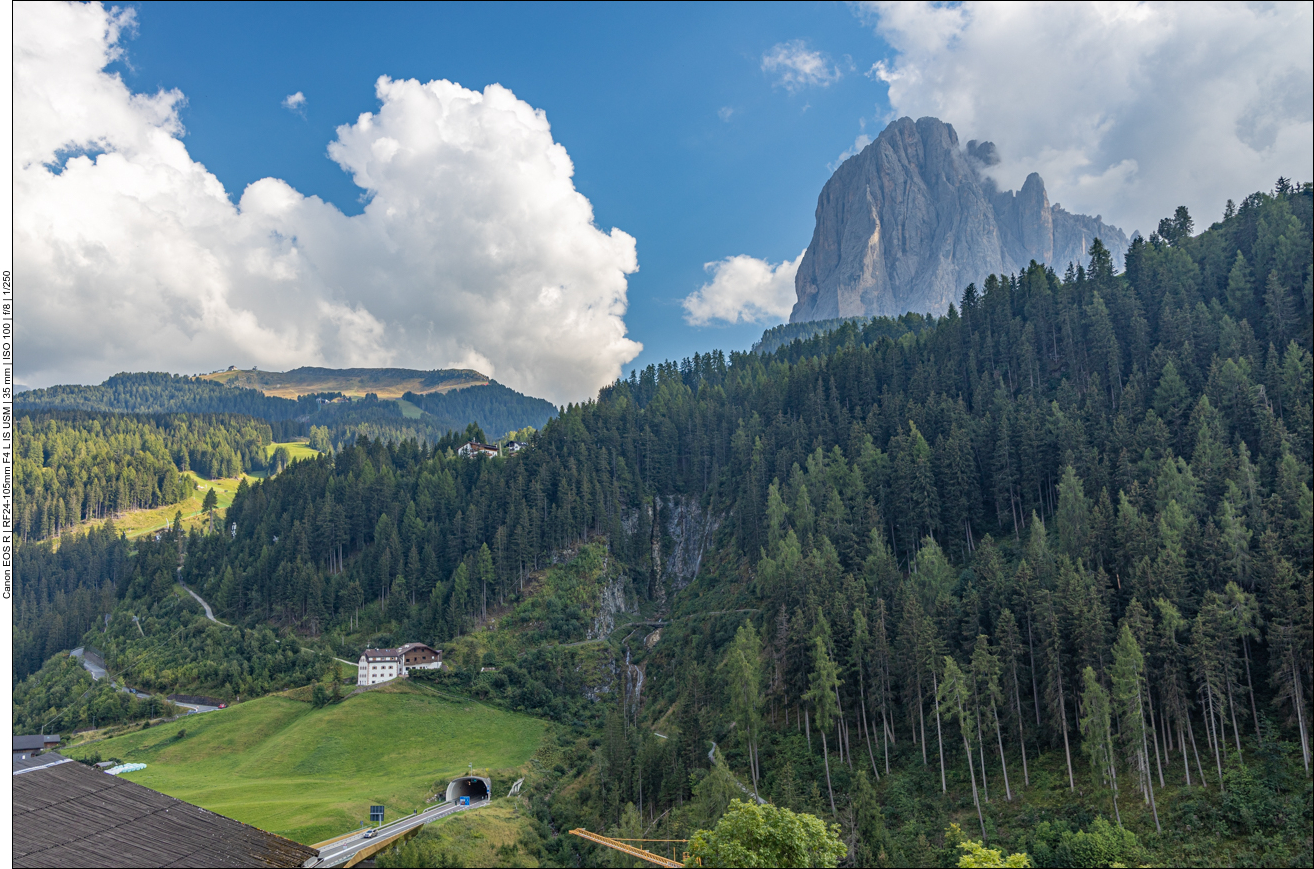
[
  {"x1": 71, "y1": 647, "x2": 220, "y2": 716},
  {"x1": 179, "y1": 580, "x2": 230, "y2": 625},
  {"x1": 314, "y1": 798, "x2": 486, "y2": 867},
  {"x1": 71, "y1": 647, "x2": 107, "y2": 680}
]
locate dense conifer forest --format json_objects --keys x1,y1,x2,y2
[
  {"x1": 402, "y1": 380, "x2": 556, "y2": 439},
  {"x1": 12, "y1": 182, "x2": 1313, "y2": 866},
  {"x1": 11, "y1": 524, "x2": 128, "y2": 680},
  {"x1": 14, "y1": 411, "x2": 275, "y2": 541},
  {"x1": 16, "y1": 370, "x2": 555, "y2": 453}
]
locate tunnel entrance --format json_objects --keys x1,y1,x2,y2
[{"x1": 445, "y1": 776, "x2": 491, "y2": 804}]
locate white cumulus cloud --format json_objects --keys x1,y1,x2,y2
[
  {"x1": 682, "y1": 251, "x2": 805, "y2": 326},
  {"x1": 282, "y1": 91, "x2": 306, "y2": 114},
  {"x1": 14, "y1": 2, "x2": 640, "y2": 404},
  {"x1": 762, "y1": 40, "x2": 842, "y2": 93},
  {"x1": 856, "y1": 1, "x2": 1313, "y2": 236}
]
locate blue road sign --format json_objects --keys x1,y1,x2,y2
[{"x1": 370, "y1": 805, "x2": 385, "y2": 823}]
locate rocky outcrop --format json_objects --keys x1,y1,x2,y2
[
  {"x1": 790, "y1": 117, "x2": 1128, "y2": 322},
  {"x1": 588, "y1": 577, "x2": 629, "y2": 640},
  {"x1": 620, "y1": 494, "x2": 720, "y2": 598}
]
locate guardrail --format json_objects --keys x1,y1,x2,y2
[{"x1": 313, "y1": 799, "x2": 487, "y2": 868}]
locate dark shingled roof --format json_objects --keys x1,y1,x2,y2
[
  {"x1": 12, "y1": 735, "x2": 60, "y2": 751},
  {"x1": 12, "y1": 756, "x2": 319, "y2": 868}
]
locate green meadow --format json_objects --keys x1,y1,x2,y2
[
  {"x1": 377, "y1": 799, "x2": 540, "y2": 868},
  {"x1": 394, "y1": 397, "x2": 423, "y2": 419},
  {"x1": 64, "y1": 681, "x2": 546, "y2": 845},
  {"x1": 51, "y1": 441, "x2": 322, "y2": 544},
  {"x1": 263, "y1": 439, "x2": 322, "y2": 467}
]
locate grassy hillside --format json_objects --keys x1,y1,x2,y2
[
  {"x1": 45, "y1": 472, "x2": 246, "y2": 543},
  {"x1": 202, "y1": 366, "x2": 488, "y2": 399},
  {"x1": 63, "y1": 680, "x2": 547, "y2": 845},
  {"x1": 45, "y1": 441, "x2": 319, "y2": 544},
  {"x1": 263, "y1": 440, "x2": 321, "y2": 467},
  {"x1": 377, "y1": 799, "x2": 540, "y2": 868}
]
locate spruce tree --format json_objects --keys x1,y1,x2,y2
[
  {"x1": 1112, "y1": 623, "x2": 1160, "y2": 831},
  {"x1": 939, "y1": 656, "x2": 987, "y2": 841},
  {"x1": 1079, "y1": 666, "x2": 1120, "y2": 826},
  {"x1": 1225, "y1": 251, "x2": 1253, "y2": 318},
  {"x1": 806, "y1": 629, "x2": 842, "y2": 816}
]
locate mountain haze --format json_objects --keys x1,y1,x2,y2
[{"x1": 791, "y1": 116, "x2": 1130, "y2": 322}]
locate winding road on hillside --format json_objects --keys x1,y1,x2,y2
[
  {"x1": 179, "y1": 579, "x2": 230, "y2": 626},
  {"x1": 313, "y1": 798, "x2": 486, "y2": 867},
  {"x1": 71, "y1": 647, "x2": 107, "y2": 680}
]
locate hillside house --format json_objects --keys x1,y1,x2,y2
[
  {"x1": 503, "y1": 441, "x2": 529, "y2": 454},
  {"x1": 357, "y1": 642, "x2": 442, "y2": 686},
  {"x1": 12, "y1": 735, "x2": 60, "y2": 760},
  {"x1": 458, "y1": 441, "x2": 500, "y2": 459}
]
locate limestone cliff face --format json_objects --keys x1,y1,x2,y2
[{"x1": 790, "y1": 117, "x2": 1129, "y2": 323}]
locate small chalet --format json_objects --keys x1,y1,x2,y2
[
  {"x1": 503, "y1": 441, "x2": 529, "y2": 455},
  {"x1": 357, "y1": 642, "x2": 443, "y2": 686},
  {"x1": 458, "y1": 441, "x2": 500, "y2": 459},
  {"x1": 12, "y1": 735, "x2": 60, "y2": 760}
]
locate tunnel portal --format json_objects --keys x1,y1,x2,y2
[{"x1": 445, "y1": 776, "x2": 491, "y2": 803}]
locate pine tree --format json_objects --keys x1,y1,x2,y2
[
  {"x1": 972, "y1": 634, "x2": 1011, "y2": 800},
  {"x1": 1038, "y1": 591, "x2": 1076, "y2": 790},
  {"x1": 806, "y1": 630, "x2": 843, "y2": 816},
  {"x1": 1055, "y1": 466, "x2": 1091, "y2": 562},
  {"x1": 1264, "y1": 270, "x2": 1297, "y2": 348},
  {"x1": 1079, "y1": 666, "x2": 1120, "y2": 826},
  {"x1": 721, "y1": 621, "x2": 765, "y2": 796},
  {"x1": 1222, "y1": 582, "x2": 1263, "y2": 739},
  {"x1": 1111, "y1": 624, "x2": 1160, "y2": 831},
  {"x1": 996, "y1": 608, "x2": 1030, "y2": 787},
  {"x1": 939, "y1": 656, "x2": 988, "y2": 841},
  {"x1": 1225, "y1": 251, "x2": 1253, "y2": 318},
  {"x1": 1190, "y1": 600, "x2": 1230, "y2": 791},
  {"x1": 871, "y1": 598, "x2": 895, "y2": 776}
]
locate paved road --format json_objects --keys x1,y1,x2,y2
[
  {"x1": 71, "y1": 647, "x2": 108, "y2": 681},
  {"x1": 70, "y1": 647, "x2": 220, "y2": 715},
  {"x1": 315, "y1": 799, "x2": 486, "y2": 866},
  {"x1": 179, "y1": 581, "x2": 229, "y2": 625},
  {"x1": 172, "y1": 700, "x2": 222, "y2": 714}
]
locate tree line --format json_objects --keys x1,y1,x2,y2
[
  {"x1": 14, "y1": 411, "x2": 276, "y2": 540},
  {"x1": 402, "y1": 380, "x2": 556, "y2": 439}
]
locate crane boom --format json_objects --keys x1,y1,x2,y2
[{"x1": 568, "y1": 828, "x2": 685, "y2": 867}]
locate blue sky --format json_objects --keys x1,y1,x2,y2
[
  {"x1": 17, "y1": 2, "x2": 1309, "y2": 401},
  {"x1": 115, "y1": 1, "x2": 897, "y2": 374}
]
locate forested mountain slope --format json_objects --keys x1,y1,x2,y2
[
  {"x1": 14, "y1": 183, "x2": 1313, "y2": 866},
  {"x1": 18, "y1": 369, "x2": 556, "y2": 448},
  {"x1": 17, "y1": 372, "x2": 310, "y2": 418},
  {"x1": 14, "y1": 411, "x2": 276, "y2": 541}
]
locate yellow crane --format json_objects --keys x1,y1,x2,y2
[{"x1": 568, "y1": 828, "x2": 692, "y2": 867}]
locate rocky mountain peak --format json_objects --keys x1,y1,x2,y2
[{"x1": 790, "y1": 117, "x2": 1128, "y2": 323}]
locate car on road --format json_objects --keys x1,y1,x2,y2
[{"x1": 363, "y1": 829, "x2": 376, "y2": 839}]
